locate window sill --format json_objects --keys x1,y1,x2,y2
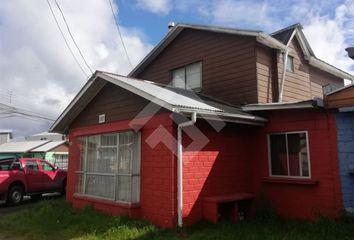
[
  {"x1": 262, "y1": 177, "x2": 319, "y2": 185},
  {"x1": 73, "y1": 194, "x2": 140, "y2": 209}
]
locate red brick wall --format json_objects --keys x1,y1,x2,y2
[
  {"x1": 67, "y1": 112, "x2": 177, "y2": 228},
  {"x1": 252, "y1": 109, "x2": 343, "y2": 219},
  {"x1": 181, "y1": 120, "x2": 256, "y2": 225}
]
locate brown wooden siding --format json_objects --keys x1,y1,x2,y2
[
  {"x1": 136, "y1": 29, "x2": 258, "y2": 105},
  {"x1": 326, "y1": 86, "x2": 354, "y2": 108},
  {"x1": 51, "y1": 144, "x2": 68, "y2": 152},
  {"x1": 256, "y1": 37, "x2": 344, "y2": 103},
  {"x1": 70, "y1": 82, "x2": 167, "y2": 129}
]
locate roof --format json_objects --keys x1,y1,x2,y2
[
  {"x1": 326, "y1": 82, "x2": 354, "y2": 96},
  {"x1": 30, "y1": 141, "x2": 67, "y2": 152},
  {"x1": 128, "y1": 22, "x2": 353, "y2": 81},
  {"x1": 0, "y1": 129, "x2": 12, "y2": 133},
  {"x1": 50, "y1": 71, "x2": 267, "y2": 133},
  {"x1": 31, "y1": 132, "x2": 63, "y2": 137},
  {"x1": 0, "y1": 140, "x2": 50, "y2": 153},
  {"x1": 242, "y1": 99, "x2": 323, "y2": 111}
]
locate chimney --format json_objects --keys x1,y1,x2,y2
[{"x1": 168, "y1": 22, "x2": 175, "y2": 31}]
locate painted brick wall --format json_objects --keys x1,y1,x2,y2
[
  {"x1": 182, "y1": 120, "x2": 255, "y2": 225},
  {"x1": 67, "y1": 113, "x2": 177, "y2": 228},
  {"x1": 252, "y1": 109, "x2": 343, "y2": 219},
  {"x1": 336, "y1": 111, "x2": 354, "y2": 211}
]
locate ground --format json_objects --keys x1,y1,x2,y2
[{"x1": 1, "y1": 199, "x2": 354, "y2": 240}]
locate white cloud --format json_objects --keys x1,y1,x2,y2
[
  {"x1": 134, "y1": 0, "x2": 172, "y2": 15},
  {"x1": 0, "y1": 0, "x2": 152, "y2": 138}
]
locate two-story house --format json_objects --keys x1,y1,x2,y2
[{"x1": 50, "y1": 23, "x2": 354, "y2": 227}]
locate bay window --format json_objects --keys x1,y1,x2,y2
[
  {"x1": 75, "y1": 131, "x2": 140, "y2": 203},
  {"x1": 268, "y1": 131, "x2": 310, "y2": 178}
]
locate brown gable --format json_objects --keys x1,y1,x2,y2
[{"x1": 137, "y1": 29, "x2": 258, "y2": 105}]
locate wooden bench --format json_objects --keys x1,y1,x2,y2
[{"x1": 203, "y1": 193, "x2": 255, "y2": 223}]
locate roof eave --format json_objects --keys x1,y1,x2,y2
[
  {"x1": 242, "y1": 99, "x2": 323, "y2": 111},
  {"x1": 308, "y1": 57, "x2": 354, "y2": 80}
]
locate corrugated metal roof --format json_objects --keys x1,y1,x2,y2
[
  {"x1": 31, "y1": 141, "x2": 66, "y2": 152},
  {"x1": 0, "y1": 140, "x2": 50, "y2": 153},
  {"x1": 50, "y1": 71, "x2": 267, "y2": 133},
  {"x1": 0, "y1": 129, "x2": 12, "y2": 133}
]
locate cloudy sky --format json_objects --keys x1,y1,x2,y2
[{"x1": 0, "y1": 0, "x2": 354, "y2": 139}]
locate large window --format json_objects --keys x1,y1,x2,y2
[
  {"x1": 268, "y1": 131, "x2": 310, "y2": 178},
  {"x1": 75, "y1": 131, "x2": 140, "y2": 203},
  {"x1": 171, "y1": 62, "x2": 202, "y2": 91}
]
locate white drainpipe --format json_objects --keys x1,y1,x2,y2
[
  {"x1": 278, "y1": 29, "x2": 297, "y2": 102},
  {"x1": 177, "y1": 112, "x2": 197, "y2": 227}
]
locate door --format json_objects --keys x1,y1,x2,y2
[
  {"x1": 39, "y1": 161, "x2": 60, "y2": 190},
  {"x1": 23, "y1": 160, "x2": 45, "y2": 192}
]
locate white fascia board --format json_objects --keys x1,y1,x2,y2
[
  {"x1": 242, "y1": 101, "x2": 316, "y2": 111},
  {"x1": 257, "y1": 33, "x2": 287, "y2": 51},
  {"x1": 49, "y1": 75, "x2": 99, "y2": 132},
  {"x1": 308, "y1": 57, "x2": 354, "y2": 80},
  {"x1": 98, "y1": 72, "x2": 175, "y2": 112}
]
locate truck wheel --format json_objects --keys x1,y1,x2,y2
[{"x1": 7, "y1": 185, "x2": 24, "y2": 205}]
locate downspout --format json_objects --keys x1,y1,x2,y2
[
  {"x1": 177, "y1": 111, "x2": 197, "y2": 227},
  {"x1": 278, "y1": 29, "x2": 297, "y2": 102}
]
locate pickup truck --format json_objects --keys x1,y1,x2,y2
[{"x1": 0, "y1": 158, "x2": 67, "y2": 205}]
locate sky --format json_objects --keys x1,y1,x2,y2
[{"x1": 0, "y1": 0, "x2": 354, "y2": 139}]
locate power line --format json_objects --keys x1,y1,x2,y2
[
  {"x1": 46, "y1": 0, "x2": 88, "y2": 78},
  {"x1": 54, "y1": 0, "x2": 94, "y2": 74},
  {"x1": 108, "y1": 0, "x2": 133, "y2": 69},
  {"x1": 0, "y1": 102, "x2": 56, "y2": 122}
]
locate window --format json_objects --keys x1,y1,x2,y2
[
  {"x1": 53, "y1": 154, "x2": 68, "y2": 169},
  {"x1": 75, "y1": 131, "x2": 140, "y2": 203},
  {"x1": 286, "y1": 55, "x2": 294, "y2": 72},
  {"x1": 25, "y1": 160, "x2": 39, "y2": 171},
  {"x1": 40, "y1": 162, "x2": 54, "y2": 171},
  {"x1": 171, "y1": 62, "x2": 201, "y2": 90},
  {"x1": 268, "y1": 131, "x2": 310, "y2": 178}
]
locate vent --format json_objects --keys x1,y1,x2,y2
[{"x1": 98, "y1": 114, "x2": 105, "y2": 124}]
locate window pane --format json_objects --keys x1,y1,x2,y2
[
  {"x1": 286, "y1": 56, "x2": 294, "y2": 72},
  {"x1": 172, "y1": 68, "x2": 185, "y2": 89},
  {"x1": 186, "y1": 62, "x2": 201, "y2": 89},
  {"x1": 132, "y1": 134, "x2": 140, "y2": 175},
  {"x1": 75, "y1": 173, "x2": 84, "y2": 194},
  {"x1": 85, "y1": 174, "x2": 115, "y2": 199},
  {"x1": 41, "y1": 162, "x2": 54, "y2": 171},
  {"x1": 78, "y1": 137, "x2": 86, "y2": 171},
  {"x1": 118, "y1": 132, "x2": 134, "y2": 174},
  {"x1": 269, "y1": 134, "x2": 288, "y2": 175},
  {"x1": 25, "y1": 160, "x2": 39, "y2": 171},
  {"x1": 116, "y1": 176, "x2": 131, "y2": 202},
  {"x1": 86, "y1": 135, "x2": 99, "y2": 172},
  {"x1": 132, "y1": 176, "x2": 140, "y2": 203},
  {"x1": 287, "y1": 133, "x2": 309, "y2": 177}
]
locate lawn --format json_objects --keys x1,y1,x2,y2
[{"x1": 1, "y1": 199, "x2": 354, "y2": 240}]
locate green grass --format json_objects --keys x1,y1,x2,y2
[{"x1": 1, "y1": 199, "x2": 354, "y2": 240}]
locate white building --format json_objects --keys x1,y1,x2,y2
[{"x1": 0, "y1": 129, "x2": 12, "y2": 145}]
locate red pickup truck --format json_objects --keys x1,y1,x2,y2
[{"x1": 0, "y1": 158, "x2": 67, "y2": 205}]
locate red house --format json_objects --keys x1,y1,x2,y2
[{"x1": 50, "y1": 23, "x2": 353, "y2": 227}]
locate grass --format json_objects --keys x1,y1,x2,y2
[{"x1": 1, "y1": 199, "x2": 354, "y2": 240}]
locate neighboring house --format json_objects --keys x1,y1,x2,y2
[
  {"x1": 0, "y1": 140, "x2": 69, "y2": 169},
  {"x1": 325, "y1": 84, "x2": 354, "y2": 213},
  {"x1": 26, "y1": 131, "x2": 67, "y2": 141},
  {"x1": 50, "y1": 23, "x2": 354, "y2": 227},
  {"x1": 0, "y1": 129, "x2": 12, "y2": 145}
]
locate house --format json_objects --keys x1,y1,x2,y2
[
  {"x1": 0, "y1": 129, "x2": 12, "y2": 145},
  {"x1": 0, "y1": 140, "x2": 69, "y2": 169},
  {"x1": 50, "y1": 23, "x2": 354, "y2": 227},
  {"x1": 325, "y1": 84, "x2": 354, "y2": 214}
]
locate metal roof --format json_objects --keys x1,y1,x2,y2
[
  {"x1": 50, "y1": 71, "x2": 267, "y2": 133},
  {"x1": 0, "y1": 140, "x2": 50, "y2": 153},
  {"x1": 0, "y1": 129, "x2": 12, "y2": 133},
  {"x1": 242, "y1": 99, "x2": 323, "y2": 111},
  {"x1": 30, "y1": 141, "x2": 67, "y2": 152},
  {"x1": 128, "y1": 22, "x2": 354, "y2": 81}
]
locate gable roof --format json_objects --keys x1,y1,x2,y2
[
  {"x1": 30, "y1": 141, "x2": 67, "y2": 152},
  {"x1": 129, "y1": 22, "x2": 353, "y2": 81},
  {"x1": 0, "y1": 140, "x2": 50, "y2": 153},
  {"x1": 50, "y1": 71, "x2": 267, "y2": 133}
]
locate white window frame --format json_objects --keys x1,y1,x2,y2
[
  {"x1": 267, "y1": 130, "x2": 311, "y2": 179},
  {"x1": 171, "y1": 61, "x2": 202, "y2": 91},
  {"x1": 75, "y1": 131, "x2": 141, "y2": 204},
  {"x1": 286, "y1": 55, "x2": 294, "y2": 72}
]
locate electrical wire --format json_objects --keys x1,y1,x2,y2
[
  {"x1": 46, "y1": 0, "x2": 88, "y2": 78},
  {"x1": 108, "y1": 0, "x2": 133, "y2": 69},
  {"x1": 54, "y1": 0, "x2": 94, "y2": 74}
]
